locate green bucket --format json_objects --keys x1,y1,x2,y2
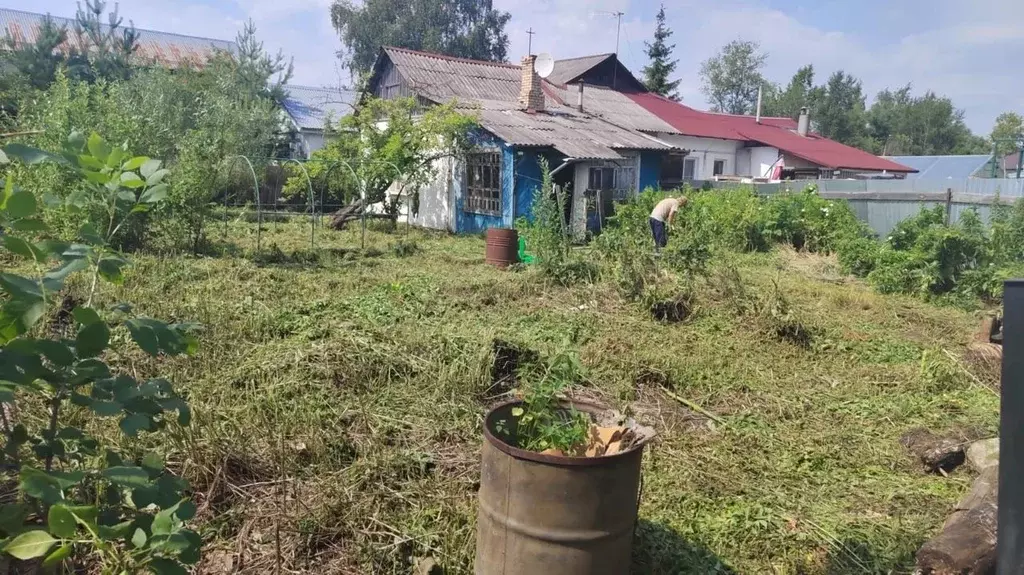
[{"x1": 518, "y1": 237, "x2": 535, "y2": 264}]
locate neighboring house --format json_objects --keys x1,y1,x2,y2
[
  {"x1": 882, "y1": 155, "x2": 994, "y2": 180},
  {"x1": 0, "y1": 7, "x2": 234, "y2": 68},
  {"x1": 511, "y1": 52, "x2": 916, "y2": 184},
  {"x1": 366, "y1": 46, "x2": 679, "y2": 234},
  {"x1": 1001, "y1": 151, "x2": 1024, "y2": 179},
  {"x1": 626, "y1": 93, "x2": 916, "y2": 182},
  {"x1": 279, "y1": 85, "x2": 357, "y2": 158}
]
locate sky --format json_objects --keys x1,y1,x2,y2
[{"x1": 13, "y1": 0, "x2": 1024, "y2": 134}]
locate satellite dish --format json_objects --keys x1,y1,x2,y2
[{"x1": 535, "y1": 53, "x2": 555, "y2": 79}]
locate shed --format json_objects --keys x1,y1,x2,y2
[{"x1": 280, "y1": 85, "x2": 357, "y2": 158}]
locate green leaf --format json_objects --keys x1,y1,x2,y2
[
  {"x1": 0, "y1": 504, "x2": 29, "y2": 535},
  {"x1": 119, "y1": 172, "x2": 145, "y2": 189},
  {"x1": 79, "y1": 222, "x2": 104, "y2": 245},
  {"x1": 176, "y1": 500, "x2": 196, "y2": 522},
  {"x1": 72, "y1": 307, "x2": 102, "y2": 325},
  {"x1": 101, "y1": 466, "x2": 151, "y2": 488},
  {"x1": 0, "y1": 148, "x2": 7, "y2": 164},
  {"x1": 140, "y1": 159, "x2": 162, "y2": 179},
  {"x1": 10, "y1": 218, "x2": 46, "y2": 232},
  {"x1": 131, "y1": 527, "x2": 147, "y2": 548},
  {"x1": 86, "y1": 133, "x2": 110, "y2": 163},
  {"x1": 178, "y1": 530, "x2": 202, "y2": 564},
  {"x1": 0, "y1": 273, "x2": 43, "y2": 301},
  {"x1": 3, "y1": 144, "x2": 56, "y2": 165},
  {"x1": 98, "y1": 257, "x2": 129, "y2": 284},
  {"x1": 119, "y1": 414, "x2": 152, "y2": 437},
  {"x1": 122, "y1": 156, "x2": 150, "y2": 171},
  {"x1": 41, "y1": 543, "x2": 72, "y2": 568},
  {"x1": 4, "y1": 530, "x2": 56, "y2": 560},
  {"x1": 45, "y1": 257, "x2": 90, "y2": 284},
  {"x1": 74, "y1": 358, "x2": 111, "y2": 380},
  {"x1": 127, "y1": 322, "x2": 160, "y2": 356},
  {"x1": 148, "y1": 558, "x2": 188, "y2": 575},
  {"x1": 145, "y1": 169, "x2": 169, "y2": 187},
  {"x1": 6, "y1": 191, "x2": 36, "y2": 219},
  {"x1": 66, "y1": 506, "x2": 98, "y2": 528},
  {"x1": 35, "y1": 341, "x2": 75, "y2": 367},
  {"x1": 84, "y1": 170, "x2": 112, "y2": 185},
  {"x1": 89, "y1": 400, "x2": 123, "y2": 417},
  {"x1": 140, "y1": 183, "x2": 168, "y2": 204},
  {"x1": 47, "y1": 506, "x2": 76, "y2": 539},
  {"x1": 106, "y1": 146, "x2": 124, "y2": 169},
  {"x1": 2, "y1": 237, "x2": 46, "y2": 262},
  {"x1": 142, "y1": 452, "x2": 164, "y2": 472},
  {"x1": 152, "y1": 506, "x2": 176, "y2": 536},
  {"x1": 511, "y1": 407, "x2": 524, "y2": 417},
  {"x1": 75, "y1": 321, "x2": 110, "y2": 358}
]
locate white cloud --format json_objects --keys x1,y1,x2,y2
[{"x1": 15, "y1": 0, "x2": 1024, "y2": 133}]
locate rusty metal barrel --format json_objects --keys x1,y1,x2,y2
[
  {"x1": 485, "y1": 228, "x2": 519, "y2": 268},
  {"x1": 475, "y1": 400, "x2": 647, "y2": 575}
]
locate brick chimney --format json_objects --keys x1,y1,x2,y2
[{"x1": 518, "y1": 55, "x2": 545, "y2": 112}]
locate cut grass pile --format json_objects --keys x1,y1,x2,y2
[{"x1": 77, "y1": 218, "x2": 997, "y2": 574}]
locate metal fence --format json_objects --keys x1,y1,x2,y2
[{"x1": 701, "y1": 178, "x2": 1024, "y2": 238}]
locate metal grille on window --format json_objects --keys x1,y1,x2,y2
[{"x1": 466, "y1": 152, "x2": 502, "y2": 215}]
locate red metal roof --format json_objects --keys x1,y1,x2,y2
[{"x1": 628, "y1": 92, "x2": 916, "y2": 173}]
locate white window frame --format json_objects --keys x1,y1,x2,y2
[
  {"x1": 683, "y1": 157, "x2": 697, "y2": 180},
  {"x1": 713, "y1": 159, "x2": 727, "y2": 177}
]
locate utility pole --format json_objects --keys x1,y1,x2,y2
[{"x1": 526, "y1": 27, "x2": 535, "y2": 56}]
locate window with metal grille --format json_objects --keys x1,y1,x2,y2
[{"x1": 465, "y1": 152, "x2": 502, "y2": 215}]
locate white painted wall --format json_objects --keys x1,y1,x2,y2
[
  {"x1": 658, "y1": 135, "x2": 741, "y2": 179},
  {"x1": 749, "y1": 146, "x2": 781, "y2": 178},
  {"x1": 409, "y1": 156, "x2": 454, "y2": 231}
]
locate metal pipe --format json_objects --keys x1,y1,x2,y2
[
  {"x1": 755, "y1": 85, "x2": 762, "y2": 124},
  {"x1": 550, "y1": 158, "x2": 576, "y2": 177},
  {"x1": 577, "y1": 82, "x2": 584, "y2": 113},
  {"x1": 999, "y1": 278, "x2": 1024, "y2": 574}
]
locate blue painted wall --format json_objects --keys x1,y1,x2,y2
[
  {"x1": 455, "y1": 131, "x2": 511, "y2": 234},
  {"x1": 639, "y1": 151, "x2": 664, "y2": 191},
  {"x1": 512, "y1": 149, "x2": 565, "y2": 222}
]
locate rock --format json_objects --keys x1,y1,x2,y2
[
  {"x1": 900, "y1": 428, "x2": 966, "y2": 474},
  {"x1": 967, "y1": 438, "x2": 999, "y2": 472},
  {"x1": 916, "y1": 467, "x2": 998, "y2": 575},
  {"x1": 414, "y1": 556, "x2": 442, "y2": 575}
]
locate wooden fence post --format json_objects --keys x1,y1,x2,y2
[{"x1": 945, "y1": 188, "x2": 953, "y2": 225}]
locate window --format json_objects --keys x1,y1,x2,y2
[
  {"x1": 465, "y1": 152, "x2": 502, "y2": 215},
  {"x1": 588, "y1": 167, "x2": 615, "y2": 190},
  {"x1": 661, "y1": 154, "x2": 685, "y2": 186},
  {"x1": 683, "y1": 158, "x2": 697, "y2": 180},
  {"x1": 713, "y1": 159, "x2": 726, "y2": 176}
]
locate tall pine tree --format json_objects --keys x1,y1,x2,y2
[{"x1": 642, "y1": 4, "x2": 680, "y2": 100}]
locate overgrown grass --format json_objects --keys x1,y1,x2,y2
[{"x1": 71, "y1": 218, "x2": 996, "y2": 574}]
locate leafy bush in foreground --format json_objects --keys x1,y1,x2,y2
[{"x1": 0, "y1": 134, "x2": 199, "y2": 571}]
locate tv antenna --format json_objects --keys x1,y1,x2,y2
[
  {"x1": 526, "y1": 27, "x2": 535, "y2": 55},
  {"x1": 535, "y1": 53, "x2": 555, "y2": 79},
  {"x1": 592, "y1": 11, "x2": 624, "y2": 88}
]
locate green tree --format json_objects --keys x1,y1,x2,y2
[
  {"x1": 331, "y1": 0, "x2": 511, "y2": 77},
  {"x1": 990, "y1": 111, "x2": 1024, "y2": 156},
  {"x1": 866, "y1": 85, "x2": 986, "y2": 155},
  {"x1": 67, "y1": 0, "x2": 140, "y2": 83},
  {"x1": 761, "y1": 65, "x2": 819, "y2": 119},
  {"x1": 2, "y1": 14, "x2": 68, "y2": 90},
  {"x1": 814, "y1": 71, "x2": 869, "y2": 148},
  {"x1": 699, "y1": 40, "x2": 768, "y2": 115},
  {"x1": 234, "y1": 19, "x2": 294, "y2": 103},
  {"x1": 285, "y1": 97, "x2": 476, "y2": 226},
  {"x1": 641, "y1": 4, "x2": 680, "y2": 100}
]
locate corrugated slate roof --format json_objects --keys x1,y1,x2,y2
[
  {"x1": 547, "y1": 53, "x2": 613, "y2": 85},
  {"x1": 281, "y1": 85, "x2": 357, "y2": 131},
  {"x1": 475, "y1": 108, "x2": 670, "y2": 160},
  {"x1": 883, "y1": 155, "x2": 992, "y2": 180},
  {"x1": 546, "y1": 83, "x2": 678, "y2": 134},
  {"x1": 0, "y1": 7, "x2": 234, "y2": 68},
  {"x1": 381, "y1": 47, "x2": 675, "y2": 160},
  {"x1": 629, "y1": 92, "x2": 916, "y2": 173}
]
